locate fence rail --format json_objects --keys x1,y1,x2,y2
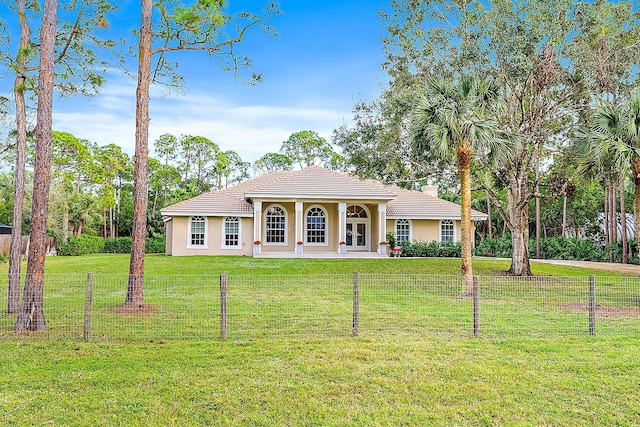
[{"x1": 1, "y1": 273, "x2": 639, "y2": 342}]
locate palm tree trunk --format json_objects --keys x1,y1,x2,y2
[
  {"x1": 8, "y1": 0, "x2": 30, "y2": 314},
  {"x1": 457, "y1": 149, "x2": 473, "y2": 295},
  {"x1": 604, "y1": 182, "x2": 610, "y2": 247},
  {"x1": 620, "y1": 176, "x2": 628, "y2": 264},
  {"x1": 15, "y1": 0, "x2": 57, "y2": 332},
  {"x1": 632, "y1": 160, "x2": 640, "y2": 264},
  {"x1": 535, "y1": 159, "x2": 540, "y2": 258},
  {"x1": 126, "y1": 0, "x2": 152, "y2": 306}
]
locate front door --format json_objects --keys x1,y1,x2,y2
[{"x1": 346, "y1": 222, "x2": 367, "y2": 250}]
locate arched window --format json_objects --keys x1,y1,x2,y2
[
  {"x1": 347, "y1": 205, "x2": 368, "y2": 218},
  {"x1": 189, "y1": 216, "x2": 206, "y2": 247},
  {"x1": 265, "y1": 205, "x2": 286, "y2": 244},
  {"x1": 306, "y1": 206, "x2": 327, "y2": 244},
  {"x1": 440, "y1": 220, "x2": 455, "y2": 242},
  {"x1": 395, "y1": 219, "x2": 411, "y2": 244},
  {"x1": 223, "y1": 217, "x2": 241, "y2": 248}
]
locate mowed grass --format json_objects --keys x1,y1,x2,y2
[
  {"x1": 1, "y1": 255, "x2": 639, "y2": 425},
  {"x1": 22, "y1": 252, "x2": 630, "y2": 276},
  {"x1": 1, "y1": 337, "x2": 639, "y2": 426}
]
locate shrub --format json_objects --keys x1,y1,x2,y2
[
  {"x1": 104, "y1": 237, "x2": 132, "y2": 253},
  {"x1": 145, "y1": 235, "x2": 166, "y2": 253},
  {"x1": 394, "y1": 240, "x2": 461, "y2": 258},
  {"x1": 57, "y1": 236, "x2": 104, "y2": 256},
  {"x1": 473, "y1": 235, "x2": 513, "y2": 258}
]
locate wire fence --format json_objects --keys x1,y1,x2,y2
[{"x1": 0, "y1": 273, "x2": 639, "y2": 342}]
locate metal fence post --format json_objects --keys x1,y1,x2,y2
[
  {"x1": 589, "y1": 274, "x2": 596, "y2": 336},
  {"x1": 220, "y1": 274, "x2": 228, "y2": 340},
  {"x1": 83, "y1": 273, "x2": 94, "y2": 340},
  {"x1": 473, "y1": 276, "x2": 480, "y2": 337},
  {"x1": 353, "y1": 272, "x2": 360, "y2": 337}
]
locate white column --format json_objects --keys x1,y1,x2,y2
[
  {"x1": 295, "y1": 202, "x2": 303, "y2": 254},
  {"x1": 338, "y1": 202, "x2": 347, "y2": 254},
  {"x1": 253, "y1": 201, "x2": 262, "y2": 254},
  {"x1": 378, "y1": 203, "x2": 387, "y2": 255}
]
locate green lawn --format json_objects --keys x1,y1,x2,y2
[{"x1": 1, "y1": 255, "x2": 639, "y2": 425}]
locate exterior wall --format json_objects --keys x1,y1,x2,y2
[
  {"x1": 300, "y1": 202, "x2": 338, "y2": 253},
  {"x1": 261, "y1": 202, "x2": 295, "y2": 253},
  {"x1": 169, "y1": 216, "x2": 252, "y2": 256},
  {"x1": 386, "y1": 219, "x2": 464, "y2": 243},
  {"x1": 165, "y1": 220, "x2": 173, "y2": 256},
  {"x1": 261, "y1": 201, "x2": 341, "y2": 253}
]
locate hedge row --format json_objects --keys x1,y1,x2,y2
[
  {"x1": 473, "y1": 235, "x2": 638, "y2": 264},
  {"x1": 58, "y1": 235, "x2": 166, "y2": 256},
  {"x1": 391, "y1": 240, "x2": 462, "y2": 258}
]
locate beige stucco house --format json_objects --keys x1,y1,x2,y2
[{"x1": 160, "y1": 166, "x2": 487, "y2": 256}]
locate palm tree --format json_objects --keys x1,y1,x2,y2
[
  {"x1": 412, "y1": 76, "x2": 509, "y2": 295},
  {"x1": 577, "y1": 98, "x2": 640, "y2": 262}
]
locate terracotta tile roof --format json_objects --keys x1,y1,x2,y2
[
  {"x1": 161, "y1": 191, "x2": 253, "y2": 216},
  {"x1": 161, "y1": 166, "x2": 487, "y2": 221},
  {"x1": 246, "y1": 166, "x2": 396, "y2": 199},
  {"x1": 387, "y1": 190, "x2": 488, "y2": 220}
]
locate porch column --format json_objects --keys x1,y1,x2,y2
[
  {"x1": 378, "y1": 203, "x2": 387, "y2": 255},
  {"x1": 295, "y1": 202, "x2": 303, "y2": 254},
  {"x1": 253, "y1": 201, "x2": 262, "y2": 254},
  {"x1": 338, "y1": 202, "x2": 347, "y2": 254}
]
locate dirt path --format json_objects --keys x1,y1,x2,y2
[{"x1": 532, "y1": 259, "x2": 640, "y2": 275}]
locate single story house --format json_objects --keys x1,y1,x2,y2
[{"x1": 160, "y1": 166, "x2": 488, "y2": 256}]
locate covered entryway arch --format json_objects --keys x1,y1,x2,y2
[{"x1": 346, "y1": 204, "x2": 370, "y2": 251}]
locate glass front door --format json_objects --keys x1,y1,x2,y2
[{"x1": 346, "y1": 222, "x2": 367, "y2": 249}]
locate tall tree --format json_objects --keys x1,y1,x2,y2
[
  {"x1": 15, "y1": 0, "x2": 57, "y2": 332},
  {"x1": 253, "y1": 152, "x2": 293, "y2": 175},
  {"x1": 280, "y1": 130, "x2": 336, "y2": 169},
  {"x1": 412, "y1": 76, "x2": 508, "y2": 295},
  {"x1": 2, "y1": 0, "x2": 118, "y2": 314},
  {"x1": 126, "y1": 0, "x2": 279, "y2": 306},
  {"x1": 577, "y1": 100, "x2": 640, "y2": 262},
  {"x1": 7, "y1": 0, "x2": 31, "y2": 314}
]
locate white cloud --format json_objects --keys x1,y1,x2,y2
[{"x1": 52, "y1": 70, "x2": 352, "y2": 162}]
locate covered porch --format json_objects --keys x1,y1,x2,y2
[{"x1": 252, "y1": 201, "x2": 389, "y2": 256}]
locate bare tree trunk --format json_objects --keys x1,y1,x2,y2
[
  {"x1": 535, "y1": 159, "x2": 540, "y2": 258},
  {"x1": 604, "y1": 182, "x2": 610, "y2": 247},
  {"x1": 620, "y1": 176, "x2": 628, "y2": 264},
  {"x1": 507, "y1": 177, "x2": 532, "y2": 276},
  {"x1": 608, "y1": 181, "x2": 616, "y2": 263},
  {"x1": 633, "y1": 161, "x2": 640, "y2": 264},
  {"x1": 103, "y1": 209, "x2": 107, "y2": 239},
  {"x1": 8, "y1": 0, "x2": 30, "y2": 314},
  {"x1": 457, "y1": 149, "x2": 474, "y2": 296},
  {"x1": 15, "y1": 0, "x2": 57, "y2": 332},
  {"x1": 76, "y1": 211, "x2": 88, "y2": 237},
  {"x1": 126, "y1": 0, "x2": 153, "y2": 306},
  {"x1": 109, "y1": 206, "x2": 114, "y2": 238},
  {"x1": 562, "y1": 193, "x2": 567, "y2": 238},
  {"x1": 486, "y1": 189, "x2": 492, "y2": 240}
]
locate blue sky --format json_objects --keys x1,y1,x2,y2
[{"x1": 6, "y1": 0, "x2": 390, "y2": 163}]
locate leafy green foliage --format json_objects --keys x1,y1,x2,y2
[
  {"x1": 394, "y1": 240, "x2": 462, "y2": 258},
  {"x1": 57, "y1": 236, "x2": 105, "y2": 256},
  {"x1": 145, "y1": 235, "x2": 166, "y2": 253},
  {"x1": 103, "y1": 237, "x2": 132, "y2": 253}
]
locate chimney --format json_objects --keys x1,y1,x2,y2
[{"x1": 422, "y1": 185, "x2": 438, "y2": 197}]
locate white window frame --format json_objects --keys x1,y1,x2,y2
[
  {"x1": 305, "y1": 204, "x2": 329, "y2": 246},
  {"x1": 187, "y1": 216, "x2": 208, "y2": 249},
  {"x1": 221, "y1": 216, "x2": 242, "y2": 249},
  {"x1": 395, "y1": 219, "x2": 412, "y2": 244},
  {"x1": 440, "y1": 219, "x2": 455, "y2": 243},
  {"x1": 264, "y1": 204, "x2": 288, "y2": 246}
]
